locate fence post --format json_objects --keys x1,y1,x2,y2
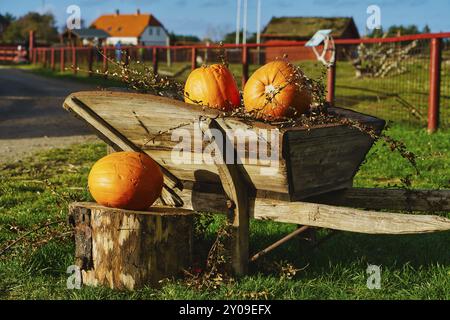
[
  {"x1": 124, "y1": 48, "x2": 129, "y2": 66},
  {"x1": 88, "y1": 47, "x2": 94, "y2": 77},
  {"x1": 167, "y1": 47, "x2": 171, "y2": 67},
  {"x1": 427, "y1": 38, "x2": 442, "y2": 133},
  {"x1": 191, "y1": 47, "x2": 197, "y2": 70},
  {"x1": 43, "y1": 49, "x2": 47, "y2": 68},
  {"x1": 242, "y1": 45, "x2": 249, "y2": 88},
  {"x1": 60, "y1": 48, "x2": 65, "y2": 72},
  {"x1": 50, "y1": 48, "x2": 55, "y2": 71},
  {"x1": 326, "y1": 62, "x2": 336, "y2": 106},
  {"x1": 28, "y1": 30, "x2": 34, "y2": 63},
  {"x1": 32, "y1": 48, "x2": 37, "y2": 64},
  {"x1": 152, "y1": 47, "x2": 159, "y2": 74},
  {"x1": 72, "y1": 47, "x2": 77, "y2": 74},
  {"x1": 102, "y1": 47, "x2": 108, "y2": 78}
]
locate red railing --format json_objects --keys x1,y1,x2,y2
[
  {"x1": 0, "y1": 46, "x2": 27, "y2": 62},
  {"x1": 28, "y1": 32, "x2": 450, "y2": 131}
]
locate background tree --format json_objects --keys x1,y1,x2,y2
[
  {"x1": 2, "y1": 12, "x2": 59, "y2": 44},
  {"x1": 387, "y1": 24, "x2": 420, "y2": 36},
  {"x1": 367, "y1": 24, "x2": 429, "y2": 38},
  {"x1": 0, "y1": 13, "x2": 16, "y2": 41},
  {"x1": 422, "y1": 25, "x2": 431, "y2": 34},
  {"x1": 367, "y1": 27, "x2": 384, "y2": 38},
  {"x1": 221, "y1": 30, "x2": 256, "y2": 44},
  {"x1": 169, "y1": 32, "x2": 201, "y2": 44}
]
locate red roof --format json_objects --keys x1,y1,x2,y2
[{"x1": 91, "y1": 13, "x2": 164, "y2": 37}]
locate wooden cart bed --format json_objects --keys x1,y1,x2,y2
[{"x1": 63, "y1": 91, "x2": 450, "y2": 276}]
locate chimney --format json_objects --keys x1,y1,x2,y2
[
  {"x1": 115, "y1": 9, "x2": 120, "y2": 16},
  {"x1": 136, "y1": 9, "x2": 140, "y2": 15}
]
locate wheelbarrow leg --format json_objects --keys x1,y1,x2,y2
[
  {"x1": 222, "y1": 185, "x2": 249, "y2": 276},
  {"x1": 200, "y1": 117, "x2": 250, "y2": 276}
]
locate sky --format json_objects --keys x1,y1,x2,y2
[{"x1": 1, "y1": 0, "x2": 450, "y2": 39}]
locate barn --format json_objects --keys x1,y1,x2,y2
[{"x1": 261, "y1": 17, "x2": 360, "y2": 62}]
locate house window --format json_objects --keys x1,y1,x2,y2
[
  {"x1": 156, "y1": 28, "x2": 160, "y2": 36},
  {"x1": 149, "y1": 28, "x2": 153, "y2": 35}
]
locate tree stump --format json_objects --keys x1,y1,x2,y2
[{"x1": 69, "y1": 202, "x2": 194, "y2": 290}]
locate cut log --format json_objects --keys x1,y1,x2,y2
[{"x1": 69, "y1": 202, "x2": 194, "y2": 290}]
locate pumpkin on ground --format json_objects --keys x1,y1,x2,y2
[
  {"x1": 184, "y1": 64, "x2": 241, "y2": 111},
  {"x1": 243, "y1": 60, "x2": 312, "y2": 120},
  {"x1": 88, "y1": 151, "x2": 163, "y2": 211}
]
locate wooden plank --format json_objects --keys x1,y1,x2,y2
[
  {"x1": 285, "y1": 125, "x2": 371, "y2": 199},
  {"x1": 177, "y1": 187, "x2": 450, "y2": 234},
  {"x1": 254, "y1": 200, "x2": 450, "y2": 234},
  {"x1": 135, "y1": 148, "x2": 289, "y2": 195},
  {"x1": 306, "y1": 188, "x2": 450, "y2": 212},
  {"x1": 63, "y1": 91, "x2": 383, "y2": 200},
  {"x1": 201, "y1": 117, "x2": 250, "y2": 276},
  {"x1": 285, "y1": 110, "x2": 384, "y2": 200},
  {"x1": 63, "y1": 91, "x2": 290, "y2": 197}
]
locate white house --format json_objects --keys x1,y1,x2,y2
[{"x1": 91, "y1": 10, "x2": 170, "y2": 46}]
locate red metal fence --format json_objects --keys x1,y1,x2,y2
[
  {"x1": 0, "y1": 46, "x2": 27, "y2": 63},
  {"x1": 28, "y1": 32, "x2": 450, "y2": 131}
]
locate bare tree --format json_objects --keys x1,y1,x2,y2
[{"x1": 345, "y1": 33, "x2": 418, "y2": 78}]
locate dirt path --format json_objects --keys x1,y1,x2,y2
[{"x1": 0, "y1": 68, "x2": 101, "y2": 162}]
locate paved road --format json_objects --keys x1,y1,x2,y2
[{"x1": 0, "y1": 67, "x2": 100, "y2": 162}]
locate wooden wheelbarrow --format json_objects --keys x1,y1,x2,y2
[{"x1": 63, "y1": 91, "x2": 450, "y2": 287}]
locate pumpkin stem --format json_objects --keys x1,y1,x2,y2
[{"x1": 264, "y1": 84, "x2": 277, "y2": 95}]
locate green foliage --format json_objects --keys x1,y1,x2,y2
[
  {"x1": 0, "y1": 13, "x2": 15, "y2": 40},
  {"x1": 1, "y1": 12, "x2": 58, "y2": 44},
  {"x1": 169, "y1": 32, "x2": 202, "y2": 44},
  {"x1": 222, "y1": 30, "x2": 256, "y2": 44},
  {"x1": 367, "y1": 24, "x2": 431, "y2": 38}
]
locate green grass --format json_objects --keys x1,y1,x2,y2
[
  {"x1": 14, "y1": 64, "x2": 126, "y2": 88},
  {"x1": 1, "y1": 124, "x2": 449, "y2": 300}
]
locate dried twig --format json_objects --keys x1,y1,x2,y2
[
  {"x1": 0, "y1": 219, "x2": 65, "y2": 256},
  {"x1": 346, "y1": 36, "x2": 418, "y2": 78}
]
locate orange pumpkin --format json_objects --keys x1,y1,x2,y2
[
  {"x1": 243, "y1": 60, "x2": 312, "y2": 120},
  {"x1": 88, "y1": 151, "x2": 163, "y2": 211},
  {"x1": 184, "y1": 64, "x2": 241, "y2": 111}
]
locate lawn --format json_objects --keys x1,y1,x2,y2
[{"x1": 0, "y1": 124, "x2": 449, "y2": 300}]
